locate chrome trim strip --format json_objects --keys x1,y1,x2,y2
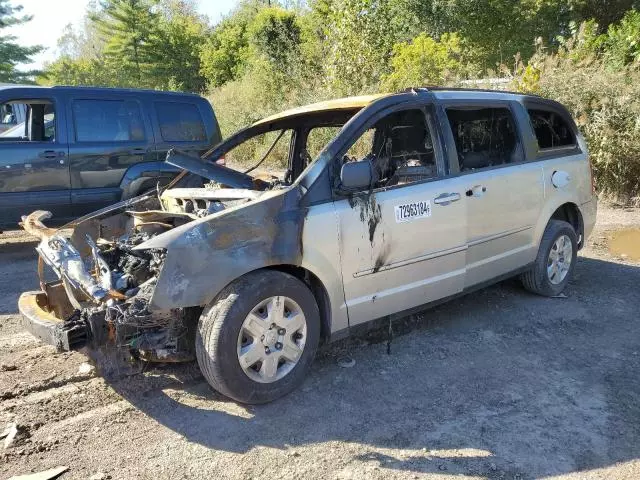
[
  {"x1": 348, "y1": 267, "x2": 466, "y2": 307},
  {"x1": 354, "y1": 244, "x2": 468, "y2": 278},
  {"x1": 468, "y1": 225, "x2": 532, "y2": 248}
]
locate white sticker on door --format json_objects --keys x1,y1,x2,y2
[{"x1": 394, "y1": 200, "x2": 431, "y2": 223}]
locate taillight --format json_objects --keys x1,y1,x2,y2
[{"x1": 588, "y1": 159, "x2": 596, "y2": 195}]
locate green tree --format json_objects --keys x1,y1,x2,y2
[
  {"x1": 383, "y1": 32, "x2": 473, "y2": 90},
  {"x1": 154, "y1": 0, "x2": 209, "y2": 91},
  {"x1": 92, "y1": 0, "x2": 160, "y2": 86},
  {"x1": 317, "y1": 0, "x2": 411, "y2": 94},
  {"x1": 0, "y1": 0, "x2": 43, "y2": 83},
  {"x1": 200, "y1": 15, "x2": 250, "y2": 88},
  {"x1": 604, "y1": 8, "x2": 640, "y2": 67},
  {"x1": 248, "y1": 7, "x2": 301, "y2": 67}
]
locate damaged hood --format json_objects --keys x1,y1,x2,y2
[{"x1": 166, "y1": 149, "x2": 257, "y2": 190}]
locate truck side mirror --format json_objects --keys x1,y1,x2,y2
[{"x1": 340, "y1": 159, "x2": 376, "y2": 191}]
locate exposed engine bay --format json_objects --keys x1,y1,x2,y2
[{"x1": 22, "y1": 164, "x2": 269, "y2": 362}]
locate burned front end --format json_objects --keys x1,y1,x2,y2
[{"x1": 19, "y1": 171, "x2": 265, "y2": 362}]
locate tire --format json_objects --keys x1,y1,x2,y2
[
  {"x1": 195, "y1": 270, "x2": 321, "y2": 404},
  {"x1": 521, "y1": 219, "x2": 578, "y2": 297}
]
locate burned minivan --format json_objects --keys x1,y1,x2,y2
[{"x1": 19, "y1": 89, "x2": 597, "y2": 403}]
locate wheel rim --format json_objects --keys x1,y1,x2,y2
[
  {"x1": 547, "y1": 234, "x2": 573, "y2": 285},
  {"x1": 237, "y1": 296, "x2": 307, "y2": 384}
]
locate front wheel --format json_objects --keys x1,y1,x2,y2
[
  {"x1": 521, "y1": 219, "x2": 578, "y2": 296},
  {"x1": 196, "y1": 270, "x2": 320, "y2": 404}
]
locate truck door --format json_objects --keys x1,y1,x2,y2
[
  {"x1": 0, "y1": 92, "x2": 70, "y2": 227},
  {"x1": 66, "y1": 94, "x2": 157, "y2": 216}
]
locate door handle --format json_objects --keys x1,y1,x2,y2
[
  {"x1": 129, "y1": 148, "x2": 147, "y2": 155},
  {"x1": 434, "y1": 192, "x2": 461, "y2": 205},
  {"x1": 465, "y1": 185, "x2": 487, "y2": 197},
  {"x1": 39, "y1": 150, "x2": 65, "y2": 159}
]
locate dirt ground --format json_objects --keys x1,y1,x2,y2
[{"x1": 1, "y1": 204, "x2": 639, "y2": 480}]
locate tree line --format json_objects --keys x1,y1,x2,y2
[{"x1": 1, "y1": 0, "x2": 639, "y2": 199}]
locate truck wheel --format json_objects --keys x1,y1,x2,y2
[
  {"x1": 521, "y1": 219, "x2": 578, "y2": 297},
  {"x1": 196, "y1": 270, "x2": 320, "y2": 404}
]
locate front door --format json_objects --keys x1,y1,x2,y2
[
  {"x1": 0, "y1": 96, "x2": 70, "y2": 227},
  {"x1": 334, "y1": 107, "x2": 468, "y2": 327}
]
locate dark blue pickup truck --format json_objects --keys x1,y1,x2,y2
[{"x1": 0, "y1": 85, "x2": 221, "y2": 227}]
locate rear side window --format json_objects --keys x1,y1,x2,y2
[
  {"x1": 528, "y1": 108, "x2": 576, "y2": 150},
  {"x1": 446, "y1": 107, "x2": 523, "y2": 171},
  {"x1": 155, "y1": 101, "x2": 206, "y2": 142},
  {"x1": 73, "y1": 99, "x2": 145, "y2": 142}
]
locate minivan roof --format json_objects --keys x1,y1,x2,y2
[
  {"x1": 0, "y1": 84, "x2": 202, "y2": 98},
  {"x1": 252, "y1": 88, "x2": 540, "y2": 126}
]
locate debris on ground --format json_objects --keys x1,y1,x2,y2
[
  {"x1": 1, "y1": 363, "x2": 18, "y2": 371},
  {"x1": 2, "y1": 422, "x2": 18, "y2": 449},
  {"x1": 337, "y1": 356, "x2": 356, "y2": 368},
  {"x1": 7, "y1": 466, "x2": 68, "y2": 480},
  {"x1": 78, "y1": 362, "x2": 95, "y2": 375},
  {"x1": 552, "y1": 293, "x2": 569, "y2": 299}
]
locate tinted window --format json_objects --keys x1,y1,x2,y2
[
  {"x1": 528, "y1": 108, "x2": 575, "y2": 149},
  {"x1": 155, "y1": 102, "x2": 206, "y2": 142},
  {"x1": 446, "y1": 107, "x2": 522, "y2": 171},
  {"x1": 342, "y1": 109, "x2": 437, "y2": 189},
  {"x1": 73, "y1": 99, "x2": 145, "y2": 142}
]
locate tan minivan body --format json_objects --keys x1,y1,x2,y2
[{"x1": 19, "y1": 89, "x2": 596, "y2": 403}]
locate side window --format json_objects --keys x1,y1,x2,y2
[
  {"x1": 446, "y1": 107, "x2": 522, "y2": 171},
  {"x1": 305, "y1": 126, "x2": 341, "y2": 162},
  {"x1": 155, "y1": 102, "x2": 206, "y2": 142},
  {"x1": 73, "y1": 99, "x2": 145, "y2": 142},
  {"x1": 0, "y1": 101, "x2": 55, "y2": 142},
  {"x1": 341, "y1": 109, "x2": 437, "y2": 189},
  {"x1": 528, "y1": 108, "x2": 576, "y2": 150},
  {"x1": 225, "y1": 129, "x2": 292, "y2": 178}
]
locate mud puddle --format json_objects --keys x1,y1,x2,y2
[{"x1": 608, "y1": 228, "x2": 640, "y2": 262}]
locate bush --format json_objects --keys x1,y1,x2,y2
[{"x1": 538, "y1": 62, "x2": 640, "y2": 202}]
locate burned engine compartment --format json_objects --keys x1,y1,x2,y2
[{"x1": 23, "y1": 183, "x2": 263, "y2": 361}]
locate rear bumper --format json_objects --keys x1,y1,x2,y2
[
  {"x1": 580, "y1": 197, "x2": 598, "y2": 244},
  {"x1": 18, "y1": 291, "x2": 88, "y2": 351}
]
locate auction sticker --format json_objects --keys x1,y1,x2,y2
[{"x1": 394, "y1": 200, "x2": 431, "y2": 223}]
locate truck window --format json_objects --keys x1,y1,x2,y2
[
  {"x1": 446, "y1": 107, "x2": 522, "y2": 171},
  {"x1": 0, "y1": 101, "x2": 55, "y2": 142},
  {"x1": 528, "y1": 108, "x2": 576, "y2": 150},
  {"x1": 155, "y1": 101, "x2": 206, "y2": 142},
  {"x1": 73, "y1": 99, "x2": 145, "y2": 142}
]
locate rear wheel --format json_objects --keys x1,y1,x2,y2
[
  {"x1": 521, "y1": 219, "x2": 578, "y2": 296},
  {"x1": 196, "y1": 270, "x2": 320, "y2": 404}
]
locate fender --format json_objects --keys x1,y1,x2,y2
[
  {"x1": 119, "y1": 161, "x2": 181, "y2": 200},
  {"x1": 532, "y1": 192, "x2": 583, "y2": 251},
  {"x1": 135, "y1": 186, "x2": 306, "y2": 311}
]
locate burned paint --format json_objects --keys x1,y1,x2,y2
[
  {"x1": 348, "y1": 192, "x2": 382, "y2": 244},
  {"x1": 139, "y1": 187, "x2": 307, "y2": 311}
]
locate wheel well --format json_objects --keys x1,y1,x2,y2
[
  {"x1": 265, "y1": 265, "x2": 332, "y2": 343},
  {"x1": 550, "y1": 203, "x2": 584, "y2": 248}
]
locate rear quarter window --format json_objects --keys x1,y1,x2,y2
[
  {"x1": 527, "y1": 108, "x2": 576, "y2": 150},
  {"x1": 155, "y1": 101, "x2": 206, "y2": 142}
]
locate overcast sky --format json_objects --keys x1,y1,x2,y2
[{"x1": 7, "y1": 0, "x2": 237, "y2": 69}]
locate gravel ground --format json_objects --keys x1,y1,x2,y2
[{"x1": 1, "y1": 204, "x2": 639, "y2": 480}]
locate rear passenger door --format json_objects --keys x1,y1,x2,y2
[
  {"x1": 66, "y1": 94, "x2": 156, "y2": 215},
  {"x1": 441, "y1": 101, "x2": 544, "y2": 288}
]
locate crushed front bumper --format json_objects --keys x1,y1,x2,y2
[{"x1": 18, "y1": 291, "x2": 88, "y2": 351}]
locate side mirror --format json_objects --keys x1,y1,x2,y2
[{"x1": 340, "y1": 159, "x2": 376, "y2": 191}]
